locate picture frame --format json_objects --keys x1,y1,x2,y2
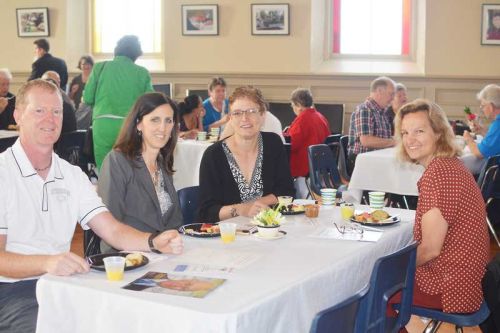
[
  {"x1": 481, "y1": 4, "x2": 500, "y2": 45},
  {"x1": 251, "y1": 3, "x2": 289, "y2": 35},
  {"x1": 16, "y1": 7, "x2": 50, "y2": 37},
  {"x1": 181, "y1": 5, "x2": 218, "y2": 36}
]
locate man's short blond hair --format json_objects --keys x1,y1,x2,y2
[{"x1": 16, "y1": 79, "x2": 62, "y2": 109}]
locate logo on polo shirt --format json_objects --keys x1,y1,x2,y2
[{"x1": 51, "y1": 188, "x2": 70, "y2": 202}]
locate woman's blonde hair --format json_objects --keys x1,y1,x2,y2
[{"x1": 394, "y1": 99, "x2": 461, "y2": 163}]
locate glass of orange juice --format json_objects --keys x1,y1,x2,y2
[
  {"x1": 340, "y1": 203, "x2": 355, "y2": 220},
  {"x1": 219, "y1": 223, "x2": 237, "y2": 243},
  {"x1": 103, "y1": 256, "x2": 126, "y2": 281}
]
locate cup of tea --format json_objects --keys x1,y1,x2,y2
[
  {"x1": 368, "y1": 191, "x2": 386, "y2": 210},
  {"x1": 305, "y1": 204, "x2": 319, "y2": 218},
  {"x1": 197, "y1": 131, "x2": 207, "y2": 141}
]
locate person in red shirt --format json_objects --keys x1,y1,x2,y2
[
  {"x1": 285, "y1": 88, "x2": 330, "y2": 178},
  {"x1": 389, "y1": 99, "x2": 489, "y2": 332}
]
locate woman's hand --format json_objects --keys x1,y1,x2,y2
[
  {"x1": 238, "y1": 200, "x2": 270, "y2": 217},
  {"x1": 153, "y1": 230, "x2": 184, "y2": 255}
]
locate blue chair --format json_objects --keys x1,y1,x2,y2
[
  {"x1": 307, "y1": 144, "x2": 345, "y2": 198},
  {"x1": 324, "y1": 134, "x2": 342, "y2": 145},
  {"x1": 177, "y1": 186, "x2": 199, "y2": 225},
  {"x1": 356, "y1": 243, "x2": 417, "y2": 333},
  {"x1": 411, "y1": 301, "x2": 490, "y2": 333},
  {"x1": 310, "y1": 285, "x2": 369, "y2": 333},
  {"x1": 478, "y1": 155, "x2": 500, "y2": 247}
]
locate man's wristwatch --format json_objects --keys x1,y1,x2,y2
[
  {"x1": 230, "y1": 206, "x2": 238, "y2": 218},
  {"x1": 148, "y1": 231, "x2": 162, "y2": 254}
]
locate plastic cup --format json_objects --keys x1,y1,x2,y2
[
  {"x1": 278, "y1": 196, "x2": 293, "y2": 206},
  {"x1": 305, "y1": 204, "x2": 319, "y2": 218},
  {"x1": 219, "y1": 223, "x2": 237, "y2": 243},
  {"x1": 320, "y1": 188, "x2": 337, "y2": 206},
  {"x1": 103, "y1": 256, "x2": 126, "y2": 281},
  {"x1": 369, "y1": 191, "x2": 386, "y2": 209},
  {"x1": 340, "y1": 203, "x2": 355, "y2": 220}
]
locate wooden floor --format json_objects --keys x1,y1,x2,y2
[{"x1": 70, "y1": 226, "x2": 497, "y2": 332}]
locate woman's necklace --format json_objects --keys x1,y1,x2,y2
[{"x1": 149, "y1": 161, "x2": 160, "y2": 187}]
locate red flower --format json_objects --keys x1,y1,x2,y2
[{"x1": 467, "y1": 113, "x2": 477, "y2": 121}]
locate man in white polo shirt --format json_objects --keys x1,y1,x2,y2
[{"x1": 0, "y1": 79, "x2": 183, "y2": 333}]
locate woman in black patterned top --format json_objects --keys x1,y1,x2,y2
[{"x1": 198, "y1": 86, "x2": 295, "y2": 223}]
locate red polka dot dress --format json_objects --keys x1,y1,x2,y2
[{"x1": 414, "y1": 157, "x2": 489, "y2": 313}]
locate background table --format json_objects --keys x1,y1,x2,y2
[
  {"x1": 347, "y1": 147, "x2": 482, "y2": 202},
  {"x1": 0, "y1": 130, "x2": 19, "y2": 139},
  {"x1": 36, "y1": 206, "x2": 415, "y2": 333},
  {"x1": 173, "y1": 139, "x2": 213, "y2": 190}
]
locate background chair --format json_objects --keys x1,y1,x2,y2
[
  {"x1": 83, "y1": 229, "x2": 101, "y2": 257},
  {"x1": 185, "y1": 89, "x2": 209, "y2": 100},
  {"x1": 55, "y1": 130, "x2": 96, "y2": 178},
  {"x1": 411, "y1": 301, "x2": 489, "y2": 333},
  {"x1": 356, "y1": 242, "x2": 417, "y2": 333},
  {"x1": 324, "y1": 134, "x2": 341, "y2": 145},
  {"x1": 477, "y1": 154, "x2": 500, "y2": 247},
  {"x1": 310, "y1": 285, "x2": 369, "y2": 333},
  {"x1": 177, "y1": 186, "x2": 200, "y2": 225},
  {"x1": 307, "y1": 144, "x2": 345, "y2": 198},
  {"x1": 326, "y1": 141, "x2": 350, "y2": 183},
  {"x1": 0, "y1": 136, "x2": 17, "y2": 153}
]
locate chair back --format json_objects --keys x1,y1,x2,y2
[
  {"x1": 308, "y1": 144, "x2": 342, "y2": 195},
  {"x1": 478, "y1": 155, "x2": 500, "y2": 200},
  {"x1": 327, "y1": 141, "x2": 350, "y2": 182},
  {"x1": 177, "y1": 186, "x2": 200, "y2": 225},
  {"x1": 185, "y1": 89, "x2": 209, "y2": 100},
  {"x1": 310, "y1": 285, "x2": 369, "y2": 333},
  {"x1": 339, "y1": 135, "x2": 352, "y2": 177},
  {"x1": 84, "y1": 229, "x2": 102, "y2": 257},
  {"x1": 356, "y1": 243, "x2": 417, "y2": 333},
  {"x1": 284, "y1": 142, "x2": 291, "y2": 163},
  {"x1": 0, "y1": 136, "x2": 18, "y2": 153},
  {"x1": 54, "y1": 130, "x2": 90, "y2": 172},
  {"x1": 324, "y1": 134, "x2": 341, "y2": 145}
]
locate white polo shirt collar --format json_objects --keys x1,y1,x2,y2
[{"x1": 11, "y1": 139, "x2": 64, "y2": 181}]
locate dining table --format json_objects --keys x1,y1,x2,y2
[
  {"x1": 347, "y1": 146, "x2": 484, "y2": 203},
  {"x1": 35, "y1": 205, "x2": 415, "y2": 333},
  {"x1": 172, "y1": 139, "x2": 213, "y2": 190}
]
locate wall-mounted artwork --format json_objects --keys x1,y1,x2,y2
[
  {"x1": 16, "y1": 7, "x2": 50, "y2": 37},
  {"x1": 251, "y1": 4, "x2": 289, "y2": 35},
  {"x1": 182, "y1": 5, "x2": 218, "y2": 35},
  {"x1": 481, "y1": 4, "x2": 500, "y2": 45}
]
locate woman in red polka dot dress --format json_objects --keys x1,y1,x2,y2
[{"x1": 390, "y1": 99, "x2": 490, "y2": 330}]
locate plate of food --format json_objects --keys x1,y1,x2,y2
[
  {"x1": 87, "y1": 252, "x2": 149, "y2": 271},
  {"x1": 179, "y1": 223, "x2": 220, "y2": 238},
  {"x1": 350, "y1": 210, "x2": 400, "y2": 226},
  {"x1": 273, "y1": 203, "x2": 305, "y2": 215}
]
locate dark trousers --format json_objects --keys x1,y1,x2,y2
[{"x1": 0, "y1": 279, "x2": 38, "y2": 333}]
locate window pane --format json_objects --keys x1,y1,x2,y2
[
  {"x1": 339, "y1": 0, "x2": 403, "y2": 55},
  {"x1": 94, "y1": 0, "x2": 161, "y2": 53}
]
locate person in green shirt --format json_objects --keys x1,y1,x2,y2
[{"x1": 83, "y1": 35, "x2": 154, "y2": 169}]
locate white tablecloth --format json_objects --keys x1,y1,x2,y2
[
  {"x1": 347, "y1": 147, "x2": 483, "y2": 202},
  {"x1": 0, "y1": 130, "x2": 19, "y2": 139},
  {"x1": 348, "y1": 148, "x2": 424, "y2": 198},
  {"x1": 173, "y1": 139, "x2": 213, "y2": 190},
  {"x1": 36, "y1": 206, "x2": 415, "y2": 333}
]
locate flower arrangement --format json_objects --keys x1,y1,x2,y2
[
  {"x1": 464, "y1": 106, "x2": 476, "y2": 121},
  {"x1": 253, "y1": 204, "x2": 285, "y2": 227}
]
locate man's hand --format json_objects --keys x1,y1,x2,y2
[
  {"x1": 44, "y1": 252, "x2": 90, "y2": 276},
  {"x1": 153, "y1": 230, "x2": 183, "y2": 254},
  {"x1": 0, "y1": 97, "x2": 8, "y2": 113}
]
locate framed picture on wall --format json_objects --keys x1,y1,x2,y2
[
  {"x1": 481, "y1": 4, "x2": 500, "y2": 45},
  {"x1": 16, "y1": 7, "x2": 50, "y2": 37},
  {"x1": 182, "y1": 4, "x2": 218, "y2": 35},
  {"x1": 251, "y1": 4, "x2": 289, "y2": 35}
]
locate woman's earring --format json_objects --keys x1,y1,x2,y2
[{"x1": 137, "y1": 129, "x2": 142, "y2": 136}]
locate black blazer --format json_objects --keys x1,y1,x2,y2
[
  {"x1": 198, "y1": 131, "x2": 295, "y2": 223},
  {"x1": 28, "y1": 53, "x2": 69, "y2": 89}
]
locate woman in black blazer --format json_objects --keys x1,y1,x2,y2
[
  {"x1": 198, "y1": 86, "x2": 295, "y2": 223},
  {"x1": 98, "y1": 92, "x2": 183, "y2": 252}
]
